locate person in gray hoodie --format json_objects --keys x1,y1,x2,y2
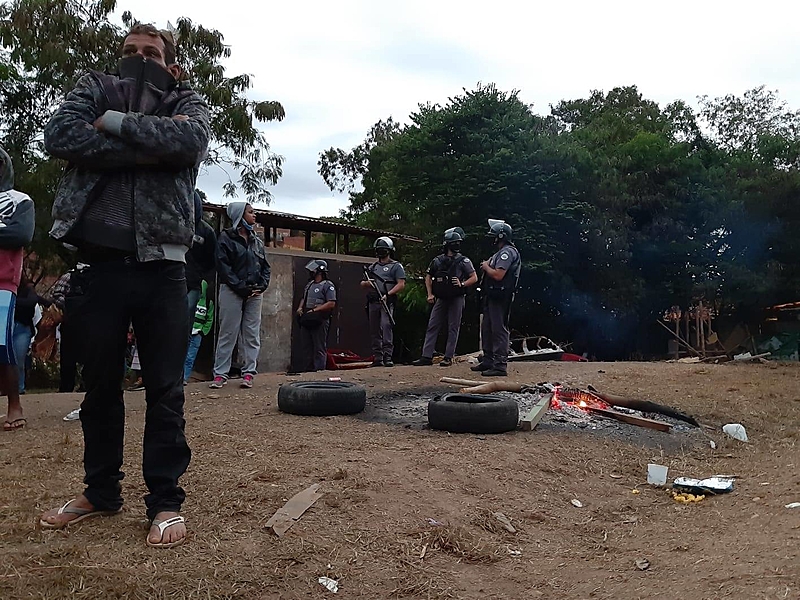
[
  {"x1": 39, "y1": 24, "x2": 210, "y2": 549},
  {"x1": 210, "y1": 202, "x2": 270, "y2": 389}
]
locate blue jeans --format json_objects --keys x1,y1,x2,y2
[
  {"x1": 183, "y1": 334, "x2": 202, "y2": 382},
  {"x1": 12, "y1": 322, "x2": 33, "y2": 393}
]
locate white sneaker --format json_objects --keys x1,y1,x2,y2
[{"x1": 63, "y1": 408, "x2": 81, "y2": 422}]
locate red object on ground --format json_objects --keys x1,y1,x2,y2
[
  {"x1": 326, "y1": 349, "x2": 374, "y2": 370},
  {"x1": 560, "y1": 353, "x2": 588, "y2": 362}
]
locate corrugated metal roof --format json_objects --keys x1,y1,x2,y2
[{"x1": 202, "y1": 202, "x2": 421, "y2": 242}]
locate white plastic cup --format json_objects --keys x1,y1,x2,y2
[{"x1": 647, "y1": 463, "x2": 669, "y2": 486}]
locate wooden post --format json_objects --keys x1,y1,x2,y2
[
  {"x1": 305, "y1": 230, "x2": 312, "y2": 251},
  {"x1": 674, "y1": 318, "x2": 680, "y2": 359},
  {"x1": 344, "y1": 233, "x2": 350, "y2": 255},
  {"x1": 334, "y1": 233, "x2": 339, "y2": 254}
]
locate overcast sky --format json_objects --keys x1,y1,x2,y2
[{"x1": 127, "y1": 0, "x2": 800, "y2": 218}]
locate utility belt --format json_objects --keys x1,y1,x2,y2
[{"x1": 77, "y1": 247, "x2": 138, "y2": 267}]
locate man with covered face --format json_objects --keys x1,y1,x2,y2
[
  {"x1": 361, "y1": 237, "x2": 405, "y2": 367},
  {"x1": 296, "y1": 259, "x2": 337, "y2": 372},
  {"x1": 40, "y1": 24, "x2": 210, "y2": 548}
]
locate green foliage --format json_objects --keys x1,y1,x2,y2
[
  {"x1": 320, "y1": 83, "x2": 800, "y2": 358},
  {"x1": 0, "y1": 0, "x2": 284, "y2": 276}
]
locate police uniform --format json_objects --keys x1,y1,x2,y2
[
  {"x1": 420, "y1": 253, "x2": 476, "y2": 360},
  {"x1": 481, "y1": 243, "x2": 520, "y2": 373},
  {"x1": 367, "y1": 259, "x2": 406, "y2": 363},
  {"x1": 300, "y1": 278, "x2": 337, "y2": 371}
]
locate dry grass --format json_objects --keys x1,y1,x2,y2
[{"x1": 1, "y1": 361, "x2": 799, "y2": 599}]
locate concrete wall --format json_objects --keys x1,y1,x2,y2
[{"x1": 258, "y1": 248, "x2": 374, "y2": 373}]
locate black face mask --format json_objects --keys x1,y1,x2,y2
[
  {"x1": 448, "y1": 242, "x2": 461, "y2": 253},
  {"x1": 117, "y1": 56, "x2": 176, "y2": 91},
  {"x1": 376, "y1": 249, "x2": 390, "y2": 259}
]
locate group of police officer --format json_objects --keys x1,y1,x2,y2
[{"x1": 295, "y1": 219, "x2": 520, "y2": 376}]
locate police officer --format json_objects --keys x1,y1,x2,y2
[
  {"x1": 472, "y1": 220, "x2": 521, "y2": 377},
  {"x1": 296, "y1": 260, "x2": 337, "y2": 372},
  {"x1": 413, "y1": 227, "x2": 478, "y2": 367},
  {"x1": 361, "y1": 237, "x2": 405, "y2": 367}
]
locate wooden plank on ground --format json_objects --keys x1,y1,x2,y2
[
  {"x1": 521, "y1": 395, "x2": 551, "y2": 431},
  {"x1": 587, "y1": 408, "x2": 672, "y2": 433},
  {"x1": 440, "y1": 377, "x2": 483, "y2": 387},
  {"x1": 265, "y1": 483, "x2": 323, "y2": 537}
]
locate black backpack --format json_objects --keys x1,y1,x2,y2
[{"x1": 431, "y1": 255, "x2": 467, "y2": 299}]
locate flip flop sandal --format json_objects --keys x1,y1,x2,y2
[
  {"x1": 146, "y1": 516, "x2": 186, "y2": 549},
  {"x1": 3, "y1": 418, "x2": 26, "y2": 431},
  {"x1": 39, "y1": 499, "x2": 122, "y2": 529}
]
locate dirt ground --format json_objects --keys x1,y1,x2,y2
[{"x1": 1, "y1": 361, "x2": 798, "y2": 599}]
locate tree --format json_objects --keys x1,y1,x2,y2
[{"x1": 0, "y1": 0, "x2": 285, "y2": 275}]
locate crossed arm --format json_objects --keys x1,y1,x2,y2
[{"x1": 45, "y1": 73, "x2": 210, "y2": 169}]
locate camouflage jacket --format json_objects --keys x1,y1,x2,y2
[{"x1": 44, "y1": 72, "x2": 211, "y2": 262}]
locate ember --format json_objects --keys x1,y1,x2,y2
[{"x1": 551, "y1": 387, "x2": 610, "y2": 411}]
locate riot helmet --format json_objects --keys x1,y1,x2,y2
[
  {"x1": 442, "y1": 227, "x2": 464, "y2": 253},
  {"x1": 305, "y1": 259, "x2": 329, "y2": 278},
  {"x1": 0, "y1": 146, "x2": 14, "y2": 192},
  {"x1": 374, "y1": 236, "x2": 394, "y2": 258},
  {"x1": 486, "y1": 219, "x2": 512, "y2": 244}
]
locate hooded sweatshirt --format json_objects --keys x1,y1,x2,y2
[
  {"x1": 215, "y1": 202, "x2": 270, "y2": 296},
  {"x1": 0, "y1": 147, "x2": 35, "y2": 293}
]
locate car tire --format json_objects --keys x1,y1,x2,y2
[
  {"x1": 428, "y1": 393, "x2": 519, "y2": 434},
  {"x1": 277, "y1": 381, "x2": 367, "y2": 416}
]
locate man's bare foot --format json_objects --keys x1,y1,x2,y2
[
  {"x1": 4, "y1": 403, "x2": 24, "y2": 431},
  {"x1": 147, "y1": 511, "x2": 186, "y2": 548},
  {"x1": 39, "y1": 495, "x2": 120, "y2": 529}
]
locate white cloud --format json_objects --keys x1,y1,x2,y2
[{"x1": 124, "y1": 0, "x2": 800, "y2": 216}]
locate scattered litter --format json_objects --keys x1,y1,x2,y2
[
  {"x1": 673, "y1": 476, "x2": 735, "y2": 495},
  {"x1": 327, "y1": 377, "x2": 341, "y2": 382},
  {"x1": 610, "y1": 473, "x2": 623, "y2": 479},
  {"x1": 647, "y1": 463, "x2": 668, "y2": 486},
  {"x1": 493, "y1": 512, "x2": 517, "y2": 533},
  {"x1": 672, "y1": 491, "x2": 705, "y2": 503},
  {"x1": 722, "y1": 423, "x2": 748, "y2": 442},
  {"x1": 631, "y1": 489, "x2": 640, "y2": 494},
  {"x1": 507, "y1": 548, "x2": 522, "y2": 556},
  {"x1": 426, "y1": 518, "x2": 444, "y2": 527},
  {"x1": 635, "y1": 558, "x2": 650, "y2": 571},
  {"x1": 207, "y1": 394, "x2": 220, "y2": 400},
  {"x1": 571, "y1": 499, "x2": 583, "y2": 508},
  {"x1": 733, "y1": 351, "x2": 752, "y2": 361},
  {"x1": 785, "y1": 502, "x2": 800, "y2": 509},
  {"x1": 318, "y1": 577, "x2": 339, "y2": 593},
  {"x1": 265, "y1": 483, "x2": 323, "y2": 537},
  {"x1": 419, "y1": 543, "x2": 428, "y2": 559},
  {"x1": 709, "y1": 440, "x2": 717, "y2": 449}
]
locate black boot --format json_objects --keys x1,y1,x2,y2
[
  {"x1": 439, "y1": 357, "x2": 453, "y2": 367},
  {"x1": 481, "y1": 369, "x2": 508, "y2": 377},
  {"x1": 470, "y1": 363, "x2": 491, "y2": 372},
  {"x1": 412, "y1": 357, "x2": 433, "y2": 366}
]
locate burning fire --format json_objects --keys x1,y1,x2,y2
[{"x1": 551, "y1": 386, "x2": 610, "y2": 411}]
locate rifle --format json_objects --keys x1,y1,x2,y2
[{"x1": 363, "y1": 266, "x2": 396, "y2": 327}]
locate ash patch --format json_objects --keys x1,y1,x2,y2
[{"x1": 357, "y1": 387, "x2": 707, "y2": 452}]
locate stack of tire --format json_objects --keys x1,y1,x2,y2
[{"x1": 277, "y1": 381, "x2": 367, "y2": 416}]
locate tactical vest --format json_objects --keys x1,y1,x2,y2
[{"x1": 431, "y1": 255, "x2": 467, "y2": 299}]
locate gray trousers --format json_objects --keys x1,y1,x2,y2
[
  {"x1": 213, "y1": 284, "x2": 262, "y2": 378},
  {"x1": 421, "y1": 296, "x2": 465, "y2": 359},
  {"x1": 301, "y1": 319, "x2": 330, "y2": 371},
  {"x1": 368, "y1": 301, "x2": 395, "y2": 362},
  {"x1": 481, "y1": 298, "x2": 510, "y2": 371}
]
